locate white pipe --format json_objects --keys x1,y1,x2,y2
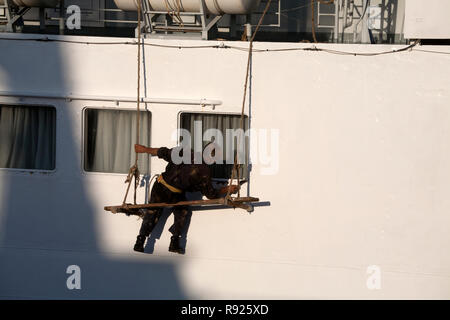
[
  {"x1": 334, "y1": 0, "x2": 340, "y2": 43},
  {"x1": 0, "y1": 90, "x2": 222, "y2": 106},
  {"x1": 12, "y1": 0, "x2": 59, "y2": 8},
  {"x1": 343, "y1": 0, "x2": 349, "y2": 34},
  {"x1": 353, "y1": 0, "x2": 370, "y2": 43},
  {"x1": 114, "y1": 0, "x2": 261, "y2": 15}
]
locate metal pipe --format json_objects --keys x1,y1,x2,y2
[
  {"x1": 113, "y1": 0, "x2": 261, "y2": 15},
  {"x1": 0, "y1": 90, "x2": 222, "y2": 106},
  {"x1": 12, "y1": 0, "x2": 59, "y2": 8},
  {"x1": 334, "y1": 0, "x2": 340, "y2": 43},
  {"x1": 343, "y1": 0, "x2": 348, "y2": 35},
  {"x1": 353, "y1": 0, "x2": 370, "y2": 43},
  {"x1": 347, "y1": 0, "x2": 355, "y2": 28},
  {"x1": 58, "y1": 0, "x2": 64, "y2": 35},
  {"x1": 341, "y1": 0, "x2": 355, "y2": 42},
  {"x1": 39, "y1": 7, "x2": 45, "y2": 31}
]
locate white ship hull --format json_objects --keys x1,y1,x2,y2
[{"x1": 1, "y1": 33, "x2": 450, "y2": 299}]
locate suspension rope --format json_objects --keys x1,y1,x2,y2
[
  {"x1": 226, "y1": 0, "x2": 273, "y2": 201},
  {"x1": 122, "y1": 0, "x2": 143, "y2": 205}
]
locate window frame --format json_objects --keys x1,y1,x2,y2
[
  {"x1": 0, "y1": 102, "x2": 57, "y2": 174},
  {"x1": 177, "y1": 110, "x2": 250, "y2": 182},
  {"x1": 81, "y1": 106, "x2": 152, "y2": 176}
]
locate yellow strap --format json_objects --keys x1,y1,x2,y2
[{"x1": 157, "y1": 175, "x2": 183, "y2": 193}]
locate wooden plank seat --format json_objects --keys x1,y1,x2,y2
[{"x1": 104, "y1": 197, "x2": 260, "y2": 214}]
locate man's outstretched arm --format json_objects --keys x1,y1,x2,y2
[
  {"x1": 136, "y1": 144, "x2": 173, "y2": 163},
  {"x1": 135, "y1": 144, "x2": 159, "y2": 156}
]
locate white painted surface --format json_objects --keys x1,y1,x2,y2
[
  {"x1": 405, "y1": 0, "x2": 450, "y2": 39},
  {"x1": 0, "y1": 34, "x2": 450, "y2": 299}
]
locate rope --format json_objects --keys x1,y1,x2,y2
[
  {"x1": 164, "y1": 0, "x2": 184, "y2": 26},
  {"x1": 2, "y1": 36, "x2": 428, "y2": 56},
  {"x1": 176, "y1": 0, "x2": 184, "y2": 27},
  {"x1": 226, "y1": 0, "x2": 273, "y2": 202},
  {"x1": 122, "y1": 0, "x2": 143, "y2": 205}
]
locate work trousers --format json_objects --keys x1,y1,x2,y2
[{"x1": 139, "y1": 181, "x2": 189, "y2": 237}]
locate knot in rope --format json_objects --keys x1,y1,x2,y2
[{"x1": 125, "y1": 164, "x2": 140, "y2": 185}]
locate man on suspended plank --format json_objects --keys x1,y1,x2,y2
[{"x1": 133, "y1": 143, "x2": 240, "y2": 254}]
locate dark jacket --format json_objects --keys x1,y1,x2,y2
[{"x1": 157, "y1": 147, "x2": 221, "y2": 199}]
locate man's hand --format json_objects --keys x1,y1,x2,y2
[
  {"x1": 218, "y1": 184, "x2": 240, "y2": 196},
  {"x1": 228, "y1": 184, "x2": 240, "y2": 194},
  {"x1": 135, "y1": 144, "x2": 148, "y2": 154}
]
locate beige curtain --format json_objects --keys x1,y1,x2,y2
[{"x1": 84, "y1": 109, "x2": 151, "y2": 174}]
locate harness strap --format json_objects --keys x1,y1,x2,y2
[{"x1": 157, "y1": 175, "x2": 183, "y2": 193}]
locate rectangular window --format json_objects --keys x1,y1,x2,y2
[
  {"x1": 84, "y1": 108, "x2": 151, "y2": 174},
  {"x1": 0, "y1": 104, "x2": 56, "y2": 170},
  {"x1": 179, "y1": 112, "x2": 248, "y2": 180}
]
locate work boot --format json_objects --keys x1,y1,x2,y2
[
  {"x1": 169, "y1": 235, "x2": 185, "y2": 254},
  {"x1": 133, "y1": 235, "x2": 146, "y2": 253}
]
